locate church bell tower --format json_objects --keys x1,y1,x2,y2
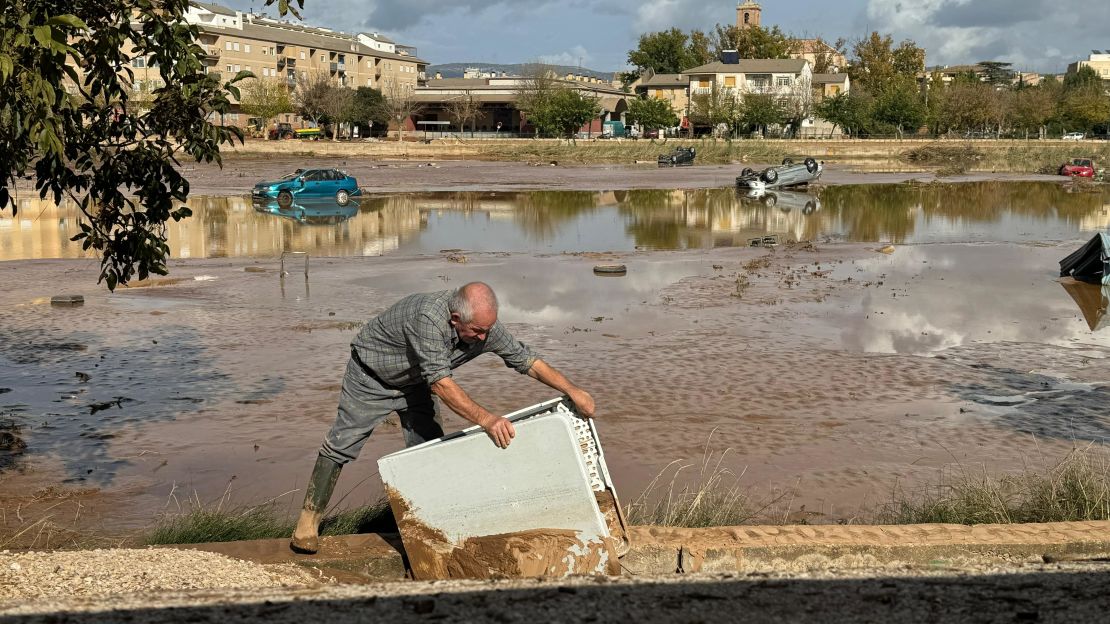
[{"x1": 737, "y1": 1, "x2": 762, "y2": 29}]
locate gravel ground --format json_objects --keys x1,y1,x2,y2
[
  {"x1": 0, "y1": 548, "x2": 316, "y2": 602},
  {"x1": 3, "y1": 561, "x2": 1110, "y2": 623}
]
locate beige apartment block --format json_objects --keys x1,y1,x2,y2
[
  {"x1": 1067, "y1": 51, "x2": 1110, "y2": 80},
  {"x1": 183, "y1": 2, "x2": 427, "y2": 128},
  {"x1": 633, "y1": 72, "x2": 690, "y2": 120},
  {"x1": 683, "y1": 59, "x2": 812, "y2": 101}
]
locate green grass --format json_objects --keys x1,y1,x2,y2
[
  {"x1": 880, "y1": 448, "x2": 1110, "y2": 525},
  {"x1": 142, "y1": 497, "x2": 394, "y2": 546}
]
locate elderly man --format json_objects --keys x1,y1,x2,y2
[{"x1": 291, "y1": 282, "x2": 595, "y2": 554}]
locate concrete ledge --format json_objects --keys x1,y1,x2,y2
[{"x1": 166, "y1": 521, "x2": 1110, "y2": 581}]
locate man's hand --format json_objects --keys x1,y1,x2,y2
[
  {"x1": 482, "y1": 415, "x2": 516, "y2": 449},
  {"x1": 566, "y1": 387, "x2": 596, "y2": 418}
]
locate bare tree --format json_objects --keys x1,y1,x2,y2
[
  {"x1": 295, "y1": 72, "x2": 334, "y2": 130},
  {"x1": 446, "y1": 91, "x2": 482, "y2": 137},
  {"x1": 321, "y1": 87, "x2": 355, "y2": 141},
  {"x1": 378, "y1": 78, "x2": 423, "y2": 142}
]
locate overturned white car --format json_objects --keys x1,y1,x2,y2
[{"x1": 737, "y1": 157, "x2": 823, "y2": 191}]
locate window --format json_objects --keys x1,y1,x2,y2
[
  {"x1": 724, "y1": 76, "x2": 736, "y2": 87},
  {"x1": 132, "y1": 57, "x2": 146, "y2": 68},
  {"x1": 245, "y1": 65, "x2": 251, "y2": 72},
  {"x1": 225, "y1": 41, "x2": 232, "y2": 51},
  {"x1": 776, "y1": 76, "x2": 792, "y2": 86},
  {"x1": 233, "y1": 64, "x2": 240, "y2": 72},
  {"x1": 367, "y1": 78, "x2": 372, "y2": 86},
  {"x1": 699, "y1": 79, "x2": 710, "y2": 88},
  {"x1": 654, "y1": 89, "x2": 664, "y2": 98},
  {"x1": 830, "y1": 85, "x2": 840, "y2": 95},
  {"x1": 232, "y1": 42, "x2": 240, "y2": 52},
  {"x1": 320, "y1": 54, "x2": 325, "y2": 62},
  {"x1": 367, "y1": 61, "x2": 373, "y2": 69},
  {"x1": 226, "y1": 64, "x2": 232, "y2": 72},
  {"x1": 244, "y1": 44, "x2": 251, "y2": 54},
  {"x1": 300, "y1": 51, "x2": 306, "y2": 60},
  {"x1": 744, "y1": 13, "x2": 750, "y2": 24}
]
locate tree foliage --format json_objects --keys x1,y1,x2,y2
[
  {"x1": 712, "y1": 24, "x2": 792, "y2": 59},
  {"x1": 625, "y1": 29, "x2": 696, "y2": 80},
  {"x1": 0, "y1": 0, "x2": 248, "y2": 290},
  {"x1": 627, "y1": 96, "x2": 678, "y2": 131},
  {"x1": 689, "y1": 83, "x2": 738, "y2": 132},
  {"x1": 739, "y1": 93, "x2": 786, "y2": 137},
  {"x1": 348, "y1": 86, "x2": 388, "y2": 134},
  {"x1": 848, "y1": 32, "x2": 925, "y2": 93},
  {"x1": 523, "y1": 88, "x2": 600, "y2": 139},
  {"x1": 239, "y1": 78, "x2": 294, "y2": 137}
]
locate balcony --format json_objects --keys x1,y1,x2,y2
[
  {"x1": 330, "y1": 62, "x2": 346, "y2": 74},
  {"x1": 204, "y1": 47, "x2": 221, "y2": 59},
  {"x1": 278, "y1": 57, "x2": 295, "y2": 68}
]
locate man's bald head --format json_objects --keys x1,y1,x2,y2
[{"x1": 446, "y1": 282, "x2": 499, "y2": 326}]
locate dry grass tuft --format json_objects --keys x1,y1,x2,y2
[{"x1": 881, "y1": 447, "x2": 1110, "y2": 525}]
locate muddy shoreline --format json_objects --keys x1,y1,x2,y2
[
  {"x1": 2, "y1": 237, "x2": 1108, "y2": 546},
  {"x1": 5, "y1": 158, "x2": 1068, "y2": 199},
  {"x1": 182, "y1": 159, "x2": 1065, "y2": 196}
]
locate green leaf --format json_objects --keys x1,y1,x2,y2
[
  {"x1": 0, "y1": 54, "x2": 12, "y2": 82},
  {"x1": 47, "y1": 15, "x2": 88, "y2": 30},
  {"x1": 32, "y1": 25, "x2": 53, "y2": 48}
]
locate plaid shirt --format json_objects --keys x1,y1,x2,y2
[{"x1": 350, "y1": 290, "x2": 538, "y2": 388}]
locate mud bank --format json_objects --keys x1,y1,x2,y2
[{"x1": 165, "y1": 158, "x2": 1063, "y2": 196}]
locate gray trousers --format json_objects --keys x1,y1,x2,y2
[{"x1": 319, "y1": 359, "x2": 445, "y2": 465}]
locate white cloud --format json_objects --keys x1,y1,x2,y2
[
  {"x1": 863, "y1": 0, "x2": 1110, "y2": 72},
  {"x1": 539, "y1": 45, "x2": 592, "y2": 67}
]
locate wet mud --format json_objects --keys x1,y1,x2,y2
[
  {"x1": 3, "y1": 185, "x2": 1110, "y2": 537},
  {"x1": 387, "y1": 487, "x2": 620, "y2": 580}
]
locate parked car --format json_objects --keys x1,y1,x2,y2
[
  {"x1": 253, "y1": 196, "x2": 359, "y2": 225},
  {"x1": 252, "y1": 168, "x2": 361, "y2": 207},
  {"x1": 643, "y1": 128, "x2": 660, "y2": 139},
  {"x1": 1060, "y1": 157, "x2": 1097, "y2": 178},
  {"x1": 736, "y1": 157, "x2": 823, "y2": 191},
  {"x1": 1062, "y1": 132, "x2": 1086, "y2": 141},
  {"x1": 658, "y1": 147, "x2": 696, "y2": 166}
]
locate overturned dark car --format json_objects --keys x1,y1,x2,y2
[
  {"x1": 736, "y1": 157, "x2": 823, "y2": 190},
  {"x1": 658, "y1": 147, "x2": 696, "y2": 166}
]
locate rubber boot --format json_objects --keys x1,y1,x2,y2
[{"x1": 289, "y1": 455, "x2": 342, "y2": 554}]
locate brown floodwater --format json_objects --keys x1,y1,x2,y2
[
  {"x1": 2, "y1": 182, "x2": 1108, "y2": 262},
  {"x1": 2, "y1": 183, "x2": 1110, "y2": 533}
]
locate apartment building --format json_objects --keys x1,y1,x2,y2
[
  {"x1": 683, "y1": 58, "x2": 812, "y2": 99},
  {"x1": 634, "y1": 72, "x2": 690, "y2": 120},
  {"x1": 1067, "y1": 51, "x2": 1110, "y2": 80},
  {"x1": 181, "y1": 2, "x2": 427, "y2": 127}
]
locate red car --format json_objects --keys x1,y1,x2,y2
[{"x1": 1060, "y1": 157, "x2": 1096, "y2": 177}]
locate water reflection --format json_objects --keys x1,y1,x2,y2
[
  {"x1": 252, "y1": 197, "x2": 359, "y2": 225},
  {"x1": 2, "y1": 182, "x2": 1109, "y2": 261},
  {"x1": 1061, "y1": 279, "x2": 1110, "y2": 331}
]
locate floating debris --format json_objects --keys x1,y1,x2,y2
[
  {"x1": 593, "y1": 264, "x2": 627, "y2": 276},
  {"x1": 50, "y1": 295, "x2": 84, "y2": 307}
]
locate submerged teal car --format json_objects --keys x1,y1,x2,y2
[{"x1": 252, "y1": 168, "x2": 361, "y2": 207}]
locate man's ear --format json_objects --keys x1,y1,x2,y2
[{"x1": 449, "y1": 312, "x2": 461, "y2": 326}]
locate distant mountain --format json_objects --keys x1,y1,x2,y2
[{"x1": 427, "y1": 62, "x2": 616, "y2": 81}]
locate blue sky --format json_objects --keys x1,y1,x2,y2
[{"x1": 225, "y1": 1, "x2": 1109, "y2": 73}]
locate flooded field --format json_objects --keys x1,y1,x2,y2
[{"x1": 1, "y1": 181, "x2": 1109, "y2": 536}]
